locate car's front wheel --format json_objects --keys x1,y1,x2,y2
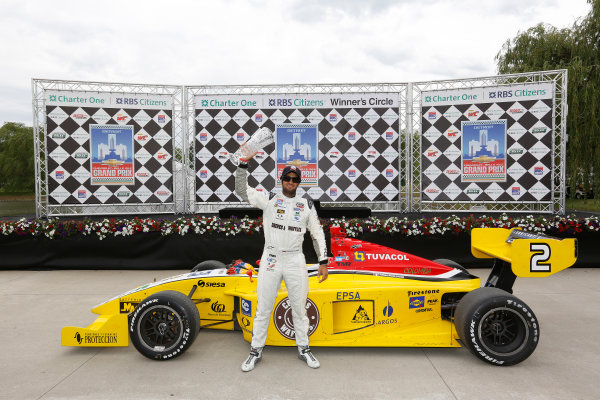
[
  {"x1": 129, "y1": 290, "x2": 200, "y2": 360},
  {"x1": 454, "y1": 287, "x2": 539, "y2": 366}
]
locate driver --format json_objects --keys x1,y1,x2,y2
[{"x1": 235, "y1": 156, "x2": 328, "y2": 372}]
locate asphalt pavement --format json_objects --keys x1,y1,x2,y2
[{"x1": 1, "y1": 267, "x2": 599, "y2": 400}]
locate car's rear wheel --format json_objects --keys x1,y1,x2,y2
[
  {"x1": 454, "y1": 287, "x2": 539, "y2": 366},
  {"x1": 191, "y1": 260, "x2": 226, "y2": 272},
  {"x1": 129, "y1": 290, "x2": 200, "y2": 360}
]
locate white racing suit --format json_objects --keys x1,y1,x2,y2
[{"x1": 235, "y1": 165, "x2": 328, "y2": 347}]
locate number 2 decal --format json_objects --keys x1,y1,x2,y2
[{"x1": 530, "y1": 243, "x2": 551, "y2": 272}]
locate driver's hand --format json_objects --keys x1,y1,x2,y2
[{"x1": 318, "y1": 263, "x2": 328, "y2": 283}]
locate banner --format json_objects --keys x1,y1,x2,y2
[
  {"x1": 194, "y1": 93, "x2": 399, "y2": 202},
  {"x1": 46, "y1": 90, "x2": 174, "y2": 205},
  {"x1": 421, "y1": 82, "x2": 553, "y2": 203}
]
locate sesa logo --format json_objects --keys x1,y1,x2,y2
[{"x1": 197, "y1": 280, "x2": 225, "y2": 288}]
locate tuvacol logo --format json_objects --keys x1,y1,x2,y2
[
  {"x1": 354, "y1": 251, "x2": 365, "y2": 262},
  {"x1": 274, "y1": 297, "x2": 319, "y2": 340}
]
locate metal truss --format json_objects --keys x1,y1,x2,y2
[
  {"x1": 32, "y1": 73, "x2": 567, "y2": 218},
  {"x1": 185, "y1": 83, "x2": 409, "y2": 215},
  {"x1": 409, "y1": 70, "x2": 568, "y2": 214},
  {"x1": 32, "y1": 79, "x2": 183, "y2": 218}
]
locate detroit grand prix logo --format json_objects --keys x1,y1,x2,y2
[{"x1": 273, "y1": 297, "x2": 319, "y2": 340}]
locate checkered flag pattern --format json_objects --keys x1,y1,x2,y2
[
  {"x1": 195, "y1": 107, "x2": 399, "y2": 202},
  {"x1": 421, "y1": 100, "x2": 553, "y2": 202},
  {"x1": 46, "y1": 106, "x2": 174, "y2": 205}
]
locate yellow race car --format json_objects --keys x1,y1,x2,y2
[{"x1": 62, "y1": 227, "x2": 577, "y2": 366}]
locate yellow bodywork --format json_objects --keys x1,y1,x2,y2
[
  {"x1": 471, "y1": 228, "x2": 577, "y2": 277},
  {"x1": 62, "y1": 271, "x2": 479, "y2": 348},
  {"x1": 62, "y1": 227, "x2": 577, "y2": 350}
]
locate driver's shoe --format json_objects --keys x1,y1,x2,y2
[
  {"x1": 241, "y1": 347, "x2": 263, "y2": 372},
  {"x1": 298, "y1": 345, "x2": 320, "y2": 368}
]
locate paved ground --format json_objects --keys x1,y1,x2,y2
[{"x1": 1, "y1": 267, "x2": 599, "y2": 400}]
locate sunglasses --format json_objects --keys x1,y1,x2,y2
[{"x1": 282, "y1": 176, "x2": 301, "y2": 183}]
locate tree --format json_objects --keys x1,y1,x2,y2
[
  {"x1": 495, "y1": 0, "x2": 600, "y2": 197},
  {"x1": 0, "y1": 122, "x2": 35, "y2": 192}
]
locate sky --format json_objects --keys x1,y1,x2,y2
[{"x1": 0, "y1": 0, "x2": 592, "y2": 125}]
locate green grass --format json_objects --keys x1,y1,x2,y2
[
  {"x1": 0, "y1": 192, "x2": 35, "y2": 217},
  {"x1": 566, "y1": 198, "x2": 600, "y2": 212}
]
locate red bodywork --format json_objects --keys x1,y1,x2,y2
[{"x1": 327, "y1": 226, "x2": 456, "y2": 277}]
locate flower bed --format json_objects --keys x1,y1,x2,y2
[{"x1": 1, "y1": 214, "x2": 598, "y2": 240}]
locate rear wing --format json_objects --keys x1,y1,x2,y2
[{"x1": 471, "y1": 228, "x2": 577, "y2": 292}]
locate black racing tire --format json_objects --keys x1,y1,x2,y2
[
  {"x1": 454, "y1": 287, "x2": 539, "y2": 366},
  {"x1": 129, "y1": 290, "x2": 200, "y2": 361},
  {"x1": 433, "y1": 258, "x2": 468, "y2": 273},
  {"x1": 191, "y1": 260, "x2": 227, "y2": 272}
]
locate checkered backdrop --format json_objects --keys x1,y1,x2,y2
[
  {"x1": 420, "y1": 83, "x2": 554, "y2": 203},
  {"x1": 194, "y1": 94, "x2": 400, "y2": 203},
  {"x1": 45, "y1": 91, "x2": 174, "y2": 205}
]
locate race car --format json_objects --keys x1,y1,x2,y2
[{"x1": 61, "y1": 227, "x2": 577, "y2": 366}]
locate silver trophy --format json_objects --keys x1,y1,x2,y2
[{"x1": 230, "y1": 127, "x2": 274, "y2": 166}]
